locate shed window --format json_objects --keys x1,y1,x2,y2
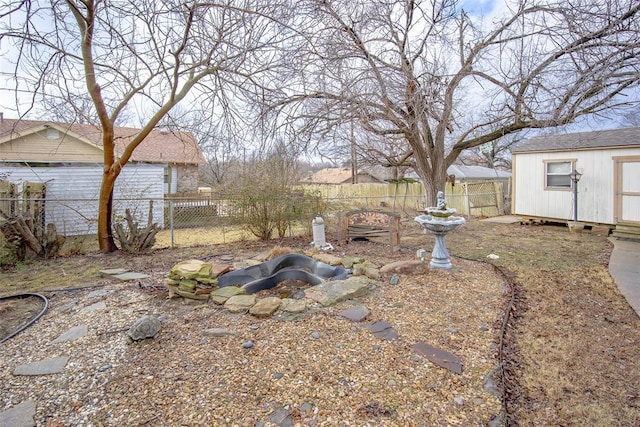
[{"x1": 545, "y1": 161, "x2": 572, "y2": 188}]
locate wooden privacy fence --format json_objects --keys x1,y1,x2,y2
[
  {"x1": 0, "y1": 180, "x2": 47, "y2": 228},
  {"x1": 298, "y1": 181, "x2": 506, "y2": 217}
]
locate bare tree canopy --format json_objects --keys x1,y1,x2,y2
[
  {"x1": 1, "y1": 0, "x2": 294, "y2": 251},
  {"x1": 269, "y1": 0, "x2": 640, "y2": 204}
]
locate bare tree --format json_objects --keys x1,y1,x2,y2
[
  {"x1": 1, "y1": 0, "x2": 292, "y2": 252},
  {"x1": 270, "y1": 0, "x2": 640, "y2": 205}
]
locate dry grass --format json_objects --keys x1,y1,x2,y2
[{"x1": 444, "y1": 220, "x2": 640, "y2": 426}]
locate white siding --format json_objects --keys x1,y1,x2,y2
[
  {"x1": 513, "y1": 147, "x2": 640, "y2": 224},
  {"x1": 1, "y1": 163, "x2": 165, "y2": 234}
]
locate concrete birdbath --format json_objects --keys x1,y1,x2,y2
[{"x1": 415, "y1": 191, "x2": 466, "y2": 269}]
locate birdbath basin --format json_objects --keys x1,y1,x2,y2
[{"x1": 415, "y1": 204, "x2": 465, "y2": 270}]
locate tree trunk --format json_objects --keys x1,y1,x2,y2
[{"x1": 97, "y1": 170, "x2": 119, "y2": 253}]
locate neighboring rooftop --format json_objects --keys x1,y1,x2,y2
[
  {"x1": 513, "y1": 127, "x2": 640, "y2": 153},
  {"x1": 0, "y1": 117, "x2": 204, "y2": 164}
]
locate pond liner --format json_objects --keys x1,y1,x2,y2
[
  {"x1": 218, "y1": 253, "x2": 350, "y2": 294},
  {"x1": 0, "y1": 293, "x2": 49, "y2": 344}
]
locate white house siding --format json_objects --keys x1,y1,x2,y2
[
  {"x1": 1, "y1": 163, "x2": 165, "y2": 235},
  {"x1": 513, "y1": 147, "x2": 640, "y2": 224}
]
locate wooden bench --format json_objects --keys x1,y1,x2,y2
[{"x1": 337, "y1": 210, "x2": 401, "y2": 251}]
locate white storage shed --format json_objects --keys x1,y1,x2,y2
[{"x1": 512, "y1": 128, "x2": 640, "y2": 238}]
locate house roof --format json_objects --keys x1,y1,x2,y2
[
  {"x1": 513, "y1": 127, "x2": 640, "y2": 153},
  {"x1": 0, "y1": 118, "x2": 205, "y2": 164},
  {"x1": 303, "y1": 168, "x2": 383, "y2": 184}
]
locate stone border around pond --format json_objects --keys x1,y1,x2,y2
[{"x1": 165, "y1": 253, "x2": 387, "y2": 317}]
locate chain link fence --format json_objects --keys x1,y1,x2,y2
[{"x1": 1, "y1": 181, "x2": 507, "y2": 253}]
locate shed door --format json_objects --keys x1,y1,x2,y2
[{"x1": 615, "y1": 157, "x2": 640, "y2": 224}]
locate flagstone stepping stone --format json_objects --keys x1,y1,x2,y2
[
  {"x1": 250, "y1": 297, "x2": 282, "y2": 317},
  {"x1": 305, "y1": 276, "x2": 373, "y2": 307},
  {"x1": 202, "y1": 328, "x2": 236, "y2": 337},
  {"x1": 79, "y1": 301, "x2": 106, "y2": 314},
  {"x1": 87, "y1": 289, "x2": 112, "y2": 298},
  {"x1": 280, "y1": 298, "x2": 306, "y2": 313},
  {"x1": 0, "y1": 399, "x2": 36, "y2": 427},
  {"x1": 14, "y1": 356, "x2": 70, "y2": 376},
  {"x1": 338, "y1": 305, "x2": 370, "y2": 322},
  {"x1": 412, "y1": 341, "x2": 462, "y2": 374},
  {"x1": 51, "y1": 325, "x2": 88, "y2": 344},
  {"x1": 224, "y1": 295, "x2": 256, "y2": 313},
  {"x1": 364, "y1": 321, "x2": 398, "y2": 340},
  {"x1": 112, "y1": 272, "x2": 151, "y2": 281},
  {"x1": 210, "y1": 286, "x2": 246, "y2": 305},
  {"x1": 99, "y1": 268, "x2": 128, "y2": 277}
]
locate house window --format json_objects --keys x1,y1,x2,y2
[{"x1": 545, "y1": 160, "x2": 573, "y2": 189}]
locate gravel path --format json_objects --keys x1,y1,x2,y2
[{"x1": 1, "y1": 255, "x2": 504, "y2": 426}]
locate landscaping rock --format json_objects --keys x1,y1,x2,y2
[
  {"x1": 412, "y1": 341, "x2": 462, "y2": 374},
  {"x1": 380, "y1": 260, "x2": 429, "y2": 274},
  {"x1": 51, "y1": 325, "x2": 88, "y2": 344},
  {"x1": 364, "y1": 321, "x2": 398, "y2": 340},
  {"x1": 280, "y1": 298, "x2": 306, "y2": 313},
  {"x1": 312, "y1": 253, "x2": 343, "y2": 266},
  {"x1": 210, "y1": 286, "x2": 246, "y2": 305},
  {"x1": 14, "y1": 356, "x2": 70, "y2": 376},
  {"x1": 224, "y1": 295, "x2": 256, "y2": 313},
  {"x1": 250, "y1": 297, "x2": 282, "y2": 317},
  {"x1": 128, "y1": 315, "x2": 161, "y2": 341},
  {"x1": 305, "y1": 276, "x2": 373, "y2": 307},
  {"x1": 202, "y1": 328, "x2": 236, "y2": 337},
  {"x1": 338, "y1": 305, "x2": 370, "y2": 322},
  {"x1": 0, "y1": 399, "x2": 36, "y2": 427}
]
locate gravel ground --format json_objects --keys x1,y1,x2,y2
[{"x1": 1, "y1": 245, "x2": 505, "y2": 426}]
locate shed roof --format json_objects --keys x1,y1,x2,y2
[
  {"x1": 405, "y1": 165, "x2": 510, "y2": 180},
  {"x1": 513, "y1": 127, "x2": 640, "y2": 153},
  {"x1": 0, "y1": 118, "x2": 204, "y2": 164}
]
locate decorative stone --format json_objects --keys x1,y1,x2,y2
[
  {"x1": 112, "y1": 272, "x2": 151, "y2": 281},
  {"x1": 352, "y1": 263, "x2": 380, "y2": 279},
  {"x1": 128, "y1": 315, "x2": 161, "y2": 341},
  {"x1": 342, "y1": 256, "x2": 365, "y2": 268},
  {"x1": 337, "y1": 305, "x2": 370, "y2": 322},
  {"x1": 269, "y1": 406, "x2": 294, "y2": 427},
  {"x1": 51, "y1": 325, "x2": 88, "y2": 344},
  {"x1": 312, "y1": 253, "x2": 343, "y2": 266},
  {"x1": 412, "y1": 341, "x2": 462, "y2": 374},
  {"x1": 79, "y1": 301, "x2": 106, "y2": 314},
  {"x1": 249, "y1": 297, "x2": 282, "y2": 317},
  {"x1": 14, "y1": 356, "x2": 70, "y2": 375},
  {"x1": 224, "y1": 295, "x2": 256, "y2": 313},
  {"x1": 380, "y1": 260, "x2": 429, "y2": 274},
  {"x1": 305, "y1": 276, "x2": 373, "y2": 307},
  {"x1": 364, "y1": 321, "x2": 398, "y2": 340},
  {"x1": 169, "y1": 259, "x2": 208, "y2": 280},
  {"x1": 99, "y1": 268, "x2": 128, "y2": 277},
  {"x1": 202, "y1": 328, "x2": 236, "y2": 337},
  {"x1": 242, "y1": 341, "x2": 254, "y2": 349},
  {"x1": 174, "y1": 289, "x2": 209, "y2": 300},
  {"x1": 389, "y1": 274, "x2": 400, "y2": 285},
  {"x1": 0, "y1": 399, "x2": 36, "y2": 427},
  {"x1": 280, "y1": 298, "x2": 306, "y2": 313},
  {"x1": 210, "y1": 286, "x2": 246, "y2": 304}
]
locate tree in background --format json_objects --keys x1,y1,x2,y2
[
  {"x1": 1, "y1": 0, "x2": 292, "y2": 252},
  {"x1": 270, "y1": 0, "x2": 640, "y2": 205}
]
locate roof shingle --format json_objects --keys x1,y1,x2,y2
[{"x1": 0, "y1": 118, "x2": 204, "y2": 164}]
